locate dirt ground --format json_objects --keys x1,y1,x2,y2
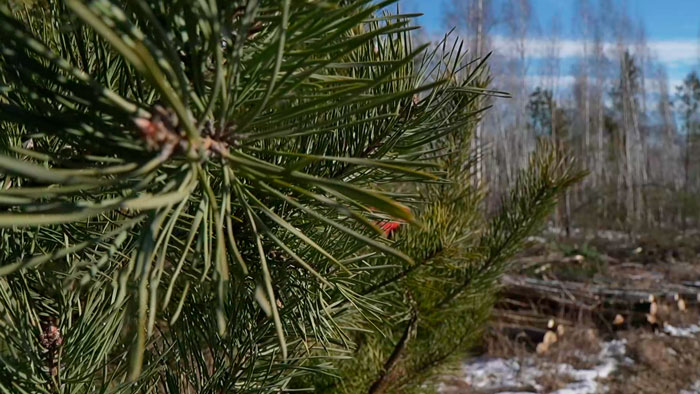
[{"x1": 441, "y1": 229, "x2": 700, "y2": 394}]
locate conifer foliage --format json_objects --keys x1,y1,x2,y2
[{"x1": 0, "y1": 0, "x2": 583, "y2": 392}]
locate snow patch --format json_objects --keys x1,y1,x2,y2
[
  {"x1": 452, "y1": 340, "x2": 627, "y2": 394},
  {"x1": 543, "y1": 226, "x2": 631, "y2": 242},
  {"x1": 663, "y1": 322, "x2": 700, "y2": 337},
  {"x1": 525, "y1": 235, "x2": 547, "y2": 244},
  {"x1": 460, "y1": 357, "x2": 540, "y2": 391},
  {"x1": 680, "y1": 380, "x2": 700, "y2": 394}
]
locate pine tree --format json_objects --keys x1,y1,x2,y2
[{"x1": 0, "y1": 1, "x2": 583, "y2": 392}]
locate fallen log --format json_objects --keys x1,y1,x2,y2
[
  {"x1": 496, "y1": 274, "x2": 700, "y2": 330},
  {"x1": 501, "y1": 274, "x2": 699, "y2": 306},
  {"x1": 439, "y1": 379, "x2": 537, "y2": 394},
  {"x1": 471, "y1": 386, "x2": 537, "y2": 394},
  {"x1": 683, "y1": 281, "x2": 700, "y2": 289},
  {"x1": 509, "y1": 253, "x2": 621, "y2": 274}
]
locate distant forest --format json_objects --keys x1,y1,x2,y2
[{"x1": 437, "y1": 0, "x2": 700, "y2": 234}]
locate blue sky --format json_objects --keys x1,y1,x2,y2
[
  {"x1": 398, "y1": 0, "x2": 700, "y2": 90},
  {"x1": 400, "y1": 0, "x2": 700, "y2": 39}
]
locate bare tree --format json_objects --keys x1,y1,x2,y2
[
  {"x1": 588, "y1": 0, "x2": 609, "y2": 221},
  {"x1": 574, "y1": 0, "x2": 592, "y2": 189},
  {"x1": 444, "y1": 0, "x2": 495, "y2": 189},
  {"x1": 502, "y1": 0, "x2": 536, "y2": 176},
  {"x1": 541, "y1": 13, "x2": 562, "y2": 138},
  {"x1": 653, "y1": 64, "x2": 680, "y2": 224},
  {"x1": 655, "y1": 66, "x2": 678, "y2": 185},
  {"x1": 676, "y1": 71, "x2": 700, "y2": 230}
]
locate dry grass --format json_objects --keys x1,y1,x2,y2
[
  {"x1": 555, "y1": 328, "x2": 598, "y2": 364},
  {"x1": 477, "y1": 325, "x2": 604, "y2": 390},
  {"x1": 482, "y1": 327, "x2": 531, "y2": 359},
  {"x1": 604, "y1": 330, "x2": 700, "y2": 394},
  {"x1": 535, "y1": 371, "x2": 574, "y2": 393}
]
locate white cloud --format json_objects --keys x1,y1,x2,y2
[
  {"x1": 521, "y1": 75, "x2": 577, "y2": 89},
  {"x1": 487, "y1": 35, "x2": 699, "y2": 66},
  {"x1": 520, "y1": 74, "x2": 687, "y2": 93},
  {"x1": 420, "y1": 32, "x2": 695, "y2": 93},
  {"x1": 647, "y1": 41, "x2": 699, "y2": 64},
  {"x1": 423, "y1": 32, "x2": 698, "y2": 66},
  {"x1": 669, "y1": 79, "x2": 685, "y2": 89}
]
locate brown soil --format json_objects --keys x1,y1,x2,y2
[{"x1": 443, "y1": 232, "x2": 700, "y2": 394}]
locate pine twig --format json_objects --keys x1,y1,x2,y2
[{"x1": 368, "y1": 301, "x2": 418, "y2": 394}]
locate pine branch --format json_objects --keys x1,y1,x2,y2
[{"x1": 368, "y1": 304, "x2": 418, "y2": 394}]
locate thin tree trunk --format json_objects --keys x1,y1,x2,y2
[{"x1": 474, "y1": 0, "x2": 484, "y2": 189}]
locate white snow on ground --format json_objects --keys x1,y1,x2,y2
[
  {"x1": 453, "y1": 340, "x2": 627, "y2": 394},
  {"x1": 542, "y1": 227, "x2": 631, "y2": 242},
  {"x1": 663, "y1": 322, "x2": 700, "y2": 337},
  {"x1": 525, "y1": 235, "x2": 548, "y2": 244},
  {"x1": 458, "y1": 357, "x2": 539, "y2": 391},
  {"x1": 449, "y1": 322, "x2": 700, "y2": 393},
  {"x1": 680, "y1": 380, "x2": 700, "y2": 394}
]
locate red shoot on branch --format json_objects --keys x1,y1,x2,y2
[{"x1": 378, "y1": 220, "x2": 401, "y2": 237}]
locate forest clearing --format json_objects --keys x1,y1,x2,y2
[{"x1": 442, "y1": 229, "x2": 700, "y2": 393}]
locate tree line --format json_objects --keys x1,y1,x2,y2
[{"x1": 443, "y1": 0, "x2": 700, "y2": 234}]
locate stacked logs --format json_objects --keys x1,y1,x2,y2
[{"x1": 494, "y1": 274, "x2": 699, "y2": 338}]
